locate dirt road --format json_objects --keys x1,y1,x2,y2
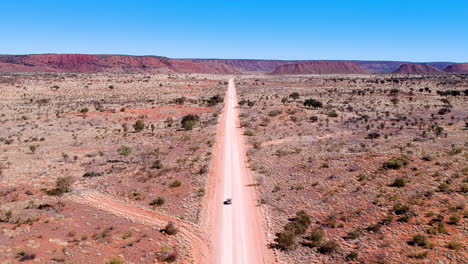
[{"x1": 205, "y1": 79, "x2": 271, "y2": 264}]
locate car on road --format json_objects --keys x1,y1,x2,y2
[{"x1": 223, "y1": 198, "x2": 232, "y2": 205}]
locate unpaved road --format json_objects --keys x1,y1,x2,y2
[
  {"x1": 71, "y1": 79, "x2": 272, "y2": 263},
  {"x1": 206, "y1": 79, "x2": 271, "y2": 264}
]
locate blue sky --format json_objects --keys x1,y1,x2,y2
[{"x1": 1, "y1": 0, "x2": 467, "y2": 61}]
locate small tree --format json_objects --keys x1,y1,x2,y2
[
  {"x1": 29, "y1": 145, "x2": 38, "y2": 154},
  {"x1": 289, "y1": 92, "x2": 300, "y2": 101},
  {"x1": 133, "y1": 120, "x2": 145, "y2": 132},
  {"x1": 56, "y1": 176, "x2": 75, "y2": 193},
  {"x1": 304, "y1": 99, "x2": 323, "y2": 108},
  {"x1": 181, "y1": 114, "x2": 199, "y2": 130}
]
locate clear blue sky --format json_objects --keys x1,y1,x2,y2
[{"x1": 1, "y1": 0, "x2": 467, "y2": 62}]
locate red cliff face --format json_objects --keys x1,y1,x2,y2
[
  {"x1": 271, "y1": 61, "x2": 367, "y2": 74},
  {"x1": 444, "y1": 63, "x2": 468, "y2": 74},
  {"x1": 0, "y1": 54, "x2": 238, "y2": 74},
  {"x1": 393, "y1": 64, "x2": 442, "y2": 74}
]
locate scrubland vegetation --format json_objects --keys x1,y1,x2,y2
[{"x1": 237, "y1": 74, "x2": 467, "y2": 263}]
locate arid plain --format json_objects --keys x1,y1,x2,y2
[{"x1": 1, "y1": 71, "x2": 467, "y2": 263}]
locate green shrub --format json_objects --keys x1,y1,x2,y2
[
  {"x1": 181, "y1": 114, "x2": 199, "y2": 130},
  {"x1": 150, "y1": 197, "x2": 165, "y2": 206},
  {"x1": 107, "y1": 258, "x2": 125, "y2": 264},
  {"x1": 303, "y1": 228, "x2": 324, "y2": 248},
  {"x1": 393, "y1": 203, "x2": 410, "y2": 215},
  {"x1": 446, "y1": 240, "x2": 462, "y2": 250},
  {"x1": 118, "y1": 145, "x2": 132, "y2": 156},
  {"x1": 383, "y1": 156, "x2": 409, "y2": 170},
  {"x1": 409, "y1": 234, "x2": 428, "y2": 247},
  {"x1": 318, "y1": 240, "x2": 339, "y2": 254},
  {"x1": 169, "y1": 180, "x2": 181, "y2": 188},
  {"x1": 274, "y1": 230, "x2": 296, "y2": 250},
  {"x1": 390, "y1": 177, "x2": 406, "y2": 187}
]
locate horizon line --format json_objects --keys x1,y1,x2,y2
[{"x1": 0, "y1": 53, "x2": 465, "y2": 64}]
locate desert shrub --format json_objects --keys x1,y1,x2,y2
[
  {"x1": 408, "y1": 251, "x2": 428, "y2": 259},
  {"x1": 107, "y1": 258, "x2": 124, "y2": 264},
  {"x1": 421, "y1": 154, "x2": 432, "y2": 161},
  {"x1": 427, "y1": 222, "x2": 447, "y2": 235},
  {"x1": 151, "y1": 160, "x2": 163, "y2": 169},
  {"x1": 158, "y1": 250, "x2": 178, "y2": 263},
  {"x1": 207, "y1": 95, "x2": 223, "y2": 106},
  {"x1": 327, "y1": 110, "x2": 338, "y2": 118},
  {"x1": 366, "y1": 132, "x2": 380, "y2": 139},
  {"x1": 56, "y1": 176, "x2": 74, "y2": 193},
  {"x1": 274, "y1": 211, "x2": 311, "y2": 250},
  {"x1": 174, "y1": 97, "x2": 186, "y2": 105},
  {"x1": 162, "y1": 222, "x2": 178, "y2": 235},
  {"x1": 169, "y1": 180, "x2": 181, "y2": 188},
  {"x1": 309, "y1": 116, "x2": 318, "y2": 122},
  {"x1": 344, "y1": 228, "x2": 362, "y2": 240},
  {"x1": 303, "y1": 98, "x2": 323, "y2": 108},
  {"x1": 268, "y1": 109, "x2": 282, "y2": 117},
  {"x1": 181, "y1": 114, "x2": 199, "y2": 130},
  {"x1": 150, "y1": 197, "x2": 165, "y2": 206},
  {"x1": 83, "y1": 171, "x2": 103, "y2": 178},
  {"x1": 437, "y1": 182, "x2": 450, "y2": 193},
  {"x1": 448, "y1": 214, "x2": 460, "y2": 225},
  {"x1": 393, "y1": 203, "x2": 411, "y2": 215},
  {"x1": 118, "y1": 145, "x2": 132, "y2": 156},
  {"x1": 133, "y1": 120, "x2": 145, "y2": 132},
  {"x1": 390, "y1": 177, "x2": 406, "y2": 187},
  {"x1": 365, "y1": 223, "x2": 382, "y2": 233},
  {"x1": 29, "y1": 145, "x2": 38, "y2": 154},
  {"x1": 446, "y1": 240, "x2": 462, "y2": 250},
  {"x1": 437, "y1": 107, "x2": 451, "y2": 115},
  {"x1": 409, "y1": 234, "x2": 428, "y2": 247},
  {"x1": 243, "y1": 130, "x2": 255, "y2": 136},
  {"x1": 303, "y1": 228, "x2": 324, "y2": 248},
  {"x1": 289, "y1": 92, "x2": 300, "y2": 100},
  {"x1": 318, "y1": 240, "x2": 339, "y2": 254},
  {"x1": 80, "y1": 108, "x2": 89, "y2": 114},
  {"x1": 17, "y1": 250, "x2": 36, "y2": 262},
  {"x1": 274, "y1": 230, "x2": 296, "y2": 250},
  {"x1": 383, "y1": 156, "x2": 408, "y2": 170},
  {"x1": 346, "y1": 251, "x2": 359, "y2": 261}
]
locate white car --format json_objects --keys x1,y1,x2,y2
[{"x1": 223, "y1": 198, "x2": 232, "y2": 205}]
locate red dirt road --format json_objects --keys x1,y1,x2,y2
[{"x1": 205, "y1": 79, "x2": 272, "y2": 263}]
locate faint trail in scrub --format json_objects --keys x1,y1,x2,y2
[{"x1": 69, "y1": 190, "x2": 210, "y2": 264}]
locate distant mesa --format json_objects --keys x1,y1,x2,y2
[
  {"x1": 0, "y1": 54, "x2": 239, "y2": 74},
  {"x1": 392, "y1": 63, "x2": 443, "y2": 74},
  {"x1": 271, "y1": 61, "x2": 368, "y2": 75},
  {"x1": 443, "y1": 63, "x2": 468, "y2": 73},
  {"x1": 0, "y1": 54, "x2": 466, "y2": 74}
]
